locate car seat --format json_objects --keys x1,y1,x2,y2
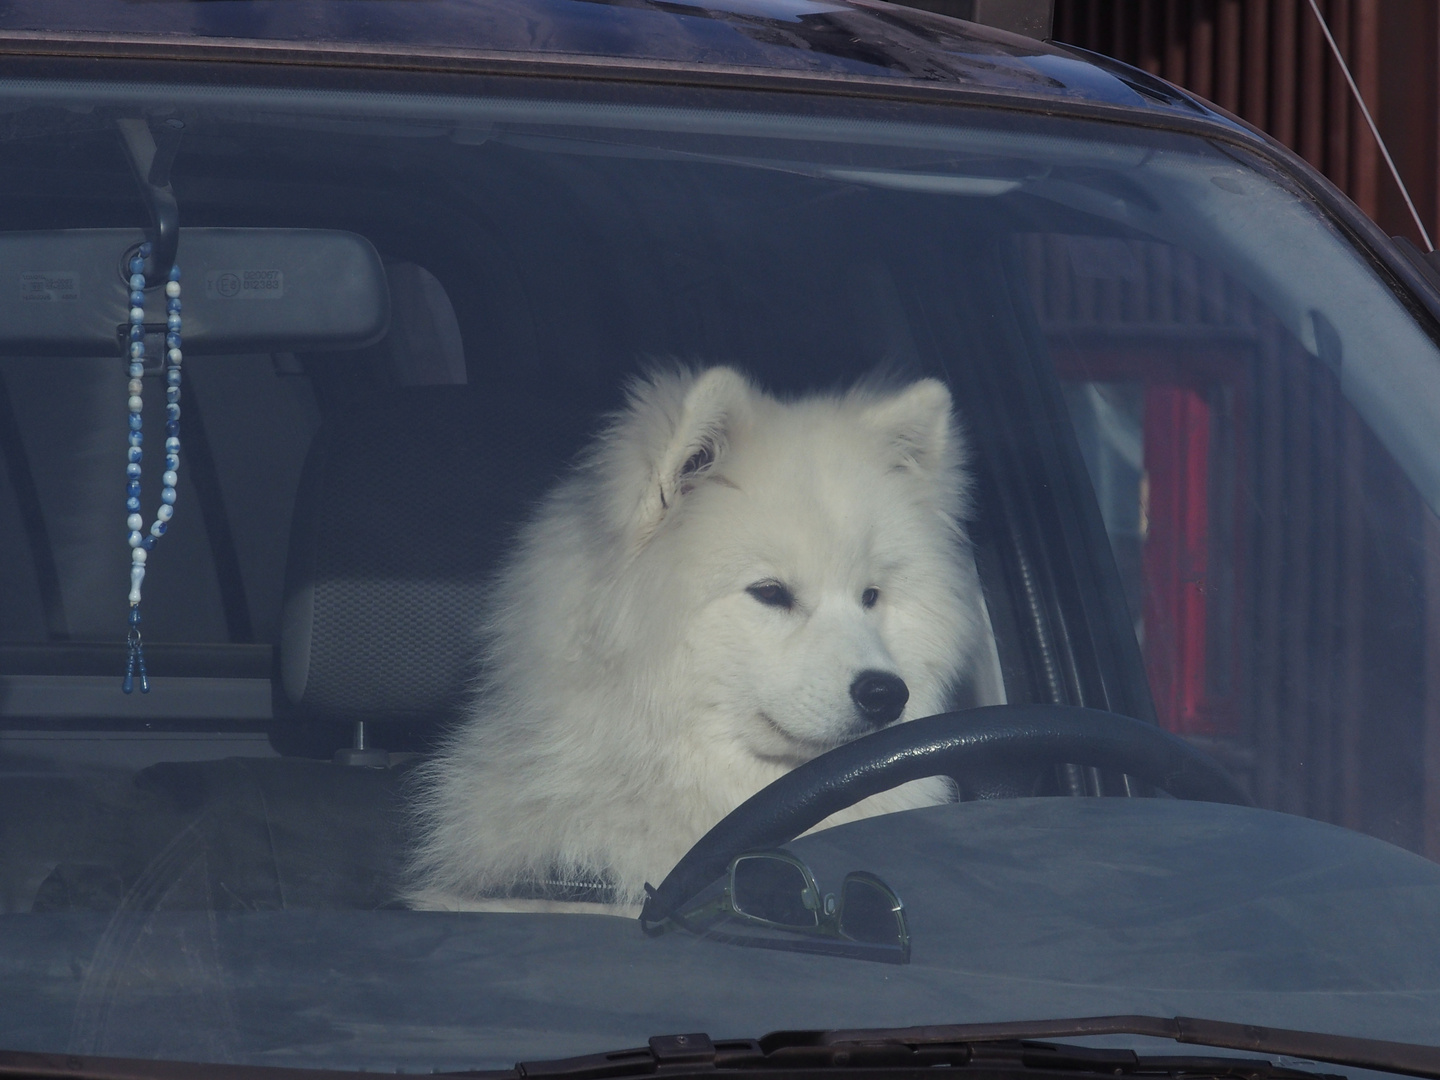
[{"x1": 275, "y1": 275, "x2": 587, "y2": 761}]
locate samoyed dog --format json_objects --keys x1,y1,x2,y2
[{"x1": 409, "y1": 366, "x2": 986, "y2": 912}]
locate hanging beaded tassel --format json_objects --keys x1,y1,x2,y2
[{"x1": 123, "y1": 242, "x2": 182, "y2": 694}]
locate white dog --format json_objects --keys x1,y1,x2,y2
[{"x1": 408, "y1": 367, "x2": 985, "y2": 912}]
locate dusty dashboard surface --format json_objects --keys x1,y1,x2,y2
[{"x1": 3, "y1": 797, "x2": 1440, "y2": 1070}]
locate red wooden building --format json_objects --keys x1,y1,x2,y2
[{"x1": 1037, "y1": 3, "x2": 1440, "y2": 859}]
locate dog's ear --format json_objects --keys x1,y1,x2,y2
[
  {"x1": 860, "y1": 378, "x2": 956, "y2": 477},
  {"x1": 630, "y1": 366, "x2": 750, "y2": 539}
]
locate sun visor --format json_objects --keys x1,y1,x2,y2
[{"x1": 0, "y1": 228, "x2": 388, "y2": 355}]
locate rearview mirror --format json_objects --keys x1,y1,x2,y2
[{"x1": 2, "y1": 228, "x2": 388, "y2": 355}]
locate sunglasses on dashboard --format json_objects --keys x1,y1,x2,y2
[{"x1": 660, "y1": 849, "x2": 910, "y2": 964}]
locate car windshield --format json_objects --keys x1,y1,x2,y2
[{"x1": 3, "y1": 69, "x2": 1440, "y2": 1073}]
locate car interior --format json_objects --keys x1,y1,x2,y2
[{"x1": 1, "y1": 99, "x2": 1437, "y2": 919}]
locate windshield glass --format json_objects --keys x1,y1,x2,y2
[{"x1": 2, "y1": 71, "x2": 1440, "y2": 1072}]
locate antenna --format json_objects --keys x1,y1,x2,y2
[{"x1": 1306, "y1": 0, "x2": 1433, "y2": 253}]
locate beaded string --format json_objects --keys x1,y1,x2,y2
[{"x1": 122, "y1": 241, "x2": 183, "y2": 694}]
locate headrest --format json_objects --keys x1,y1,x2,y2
[{"x1": 279, "y1": 392, "x2": 566, "y2": 730}]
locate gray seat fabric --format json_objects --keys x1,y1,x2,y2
[{"x1": 279, "y1": 391, "x2": 569, "y2": 731}]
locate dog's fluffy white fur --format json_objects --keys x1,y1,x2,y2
[{"x1": 408, "y1": 367, "x2": 985, "y2": 911}]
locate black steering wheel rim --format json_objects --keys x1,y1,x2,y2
[{"x1": 640, "y1": 704, "x2": 1249, "y2": 928}]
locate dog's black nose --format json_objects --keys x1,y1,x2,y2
[{"x1": 850, "y1": 671, "x2": 909, "y2": 727}]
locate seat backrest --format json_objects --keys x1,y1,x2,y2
[{"x1": 277, "y1": 388, "x2": 580, "y2": 745}]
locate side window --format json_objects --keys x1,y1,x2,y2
[
  {"x1": 0, "y1": 355, "x2": 316, "y2": 726},
  {"x1": 0, "y1": 357, "x2": 231, "y2": 646},
  {"x1": 1022, "y1": 234, "x2": 1440, "y2": 860}
]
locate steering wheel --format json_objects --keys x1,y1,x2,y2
[{"x1": 639, "y1": 704, "x2": 1249, "y2": 928}]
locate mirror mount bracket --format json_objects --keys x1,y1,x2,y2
[{"x1": 116, "y1": 116, "x2": 183, "y2": 289}]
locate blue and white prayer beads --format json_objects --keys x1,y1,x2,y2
[{"x1": 123, "y1": 242, "x2": 182, "y2": 694}]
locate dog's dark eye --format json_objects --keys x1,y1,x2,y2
[
  {"x1": 862, "y1": 587, "x2": 879, "y2": 609},
  {"x1": 747, "y1": 582, "x2": 795, "y2": 610}
]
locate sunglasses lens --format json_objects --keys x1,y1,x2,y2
[
  {"x1": 837, "y1": 875, "x2": 904, "y2": 946},
  {"x1": 730, "y1": 856, "x2": 819, "y2": 928}
]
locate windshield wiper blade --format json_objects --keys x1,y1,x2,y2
[
  {"x1": 512, "y1": 1016, "x2": 1440, "y2": 1080},
  {"x1": 804, "y1": 1016, "x2": 1440, "y2": 1079}
]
